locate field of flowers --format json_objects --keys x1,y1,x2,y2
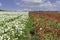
[{"x1": 0, "y1": 12, "x2": 34, "y2": 40}]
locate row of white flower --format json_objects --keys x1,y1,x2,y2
[{"x1": 0, "y1": 13, "x2": 28, "y2": 40}]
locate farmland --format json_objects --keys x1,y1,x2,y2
[
  {"x1": 0, "y1": 11, "x2": 60, "y2": 40},
  {"x1": 29, "y1": 11, "x2": 60, "y2": 40}
]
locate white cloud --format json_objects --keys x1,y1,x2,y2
[
  {"x1": 16, "y1": 2, "x2": 20, "y2": 5},
  {"x1": 22, "y1": 0, "x2": 45, "y2": 3},
  {"x1": 0, "y1": 3, "x2": 2, "y2": 7},
  {"x1": 54, "y1": 1, "x2": 60, "y2": 6},
  {"x1": 39, "y1": 1, "x2": 53, "y2": 7},
  {"x1": 18, "y1": 0, "x2": 60, "y2": 11},
  {"x1": 22, "y1": 0, "x2": 55, "y2": 8},
  {"x1": 52, "y1": 1, "x2": 60, "y2": 11},
  {"x1": 37, "y1": 1, "x2": 58, "y2": 11},
  {"x1": 21, "y1": 8, "x2": 32, "y2": 11}
]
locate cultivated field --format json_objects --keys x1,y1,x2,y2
[
  {"x1": 29, "y1": 11, "x2": 60, "y2": 40},
  {"x1": 0, "y1": 11, "x2": 60, "y2": 40},
  {"x1": 0, "y1": 12, "x2": 31, "y2": 40}
]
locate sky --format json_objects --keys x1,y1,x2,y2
[{"x1": 0, "y1": 0, "x2": 60, "y2": 11}]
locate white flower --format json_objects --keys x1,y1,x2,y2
[
  {"x1": 1, "y1": 30, "x2": 4, "y2": 33},
  {"x1": 20, "y1": 31, "x2": 23, "y2": 35},
  {"x1": 19, "y1": 28, "x2": 22, "y2": 30},
  {"x1": 40, "y1": 28, "x2": 42, "y2": 30},
  {"x1": 5, "y1": 28, "x2": 8, "y2": 32},
  {"x1": 21, "y1": 24, "x2": 25, "y2": 28},
  {"x1": 0, "y1": 36, "x2": 2, "y2": 40},
  {"x1": 3, "y1": 34, "x2": 7, "y2": 37}
]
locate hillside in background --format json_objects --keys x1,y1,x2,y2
[{"x1": 0, "y1": 9, "x2": 5, "y2": 11}]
